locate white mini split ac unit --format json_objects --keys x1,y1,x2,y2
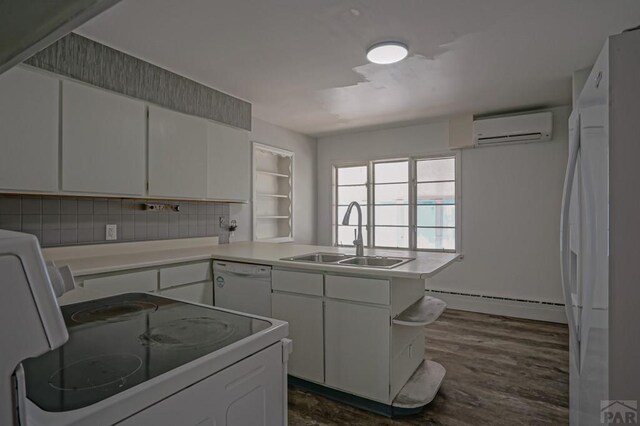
[{"x1": 473, "y1": 111, "x2": 553, "y2": 145}]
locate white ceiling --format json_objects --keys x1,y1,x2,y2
[{"x1": 77, "y1": 0, "x2": 640, "y2": 137}]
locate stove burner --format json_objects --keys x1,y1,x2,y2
[
  {"x1": 48, "y1": 354, "x2": 142, "y2": 391},
  {"x1": 139, "y1": 317, "x2": 236, "y2": 349},
  {"x1": 71, "y1": 301, "x2": 158, "y2": 323}
]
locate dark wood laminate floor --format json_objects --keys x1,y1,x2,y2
[{"x1": 288, "y1": 309, "x2": 569, "y2": 426}]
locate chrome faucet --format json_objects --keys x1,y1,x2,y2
[{"x1": 341, "y1": 201, "x2": 364, "y2": 256}]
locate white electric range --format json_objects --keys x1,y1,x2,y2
[{"x1": 0, "y1": 230, "x2": 291, "y2": 426}]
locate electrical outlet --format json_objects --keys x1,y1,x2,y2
[{"x1": 106, "y1": 224, "x2": 117, "y2": 241}]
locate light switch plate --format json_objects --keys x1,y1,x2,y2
[{"x1": 106, "y1": 224, "x2": 117, "y2": 241}]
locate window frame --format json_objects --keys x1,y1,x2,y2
[
  {"x1": 333, "y1": 151, "x2": 461, "y2": 253},
  {"x1": 333, "y1": 162, "x2": 370, "y2": 248},
  {"x1": 371, "y1": 158, "x2": 411, "y2": 249}
]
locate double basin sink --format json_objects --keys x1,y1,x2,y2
[{"x1": 281, "y1": 252, "x2": 415, "y2": 269}]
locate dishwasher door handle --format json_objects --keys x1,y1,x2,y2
[{"x1": 219, "y1": 271, "x2": 269, "y2": 279}]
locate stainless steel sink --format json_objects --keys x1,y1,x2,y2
[
  {"x1": 337, "y1": 257, "x2": 408, "y2": 268},
  {"x1": 285, "y1": 253, "x2": 352, "y2": 263},
  {"x1": 281, "y1": 252, "x2": 414, "y2": 269}
]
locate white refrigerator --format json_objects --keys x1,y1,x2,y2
[{"x1": 561, "y1": 30, "x2": 640, "y2": 425}]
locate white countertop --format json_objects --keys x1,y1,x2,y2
[{"x1": 43, "y1": 239, "x2": 461, "y2": 280}]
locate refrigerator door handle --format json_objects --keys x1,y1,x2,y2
[{"x1": 561, "y1": 112, "x2": 581, "y2": 371}]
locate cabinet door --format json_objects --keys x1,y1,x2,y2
[
  {"x1": 0, "y1": 67, "x2": 58, "y2": 192},
  {"x1": 272, "y1": 292, "x2": 324, "y2": 383},
  {"x1": 148, "y1": 106, "x2": 207, "y2": 198},
  {"x1": 325, "y1": 299, "x2": 390, "y2": 403},
  {"x1": 61, "y1": 80, "x2": 146, "y2": 195},
  {"x1": 207, "y1": 121, "x2": 250, "y2": 201}
]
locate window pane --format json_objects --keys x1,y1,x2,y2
[
  {"x1": 337, "y1": 225, "x2": 368, "y2": 246},
  {"x1": 374, "y1": 161, "x2": 408, "y2": 183},
  {"x1": 374, "y1": 226, "x2": 409, "y2": 248},
  {"x1": 375, "y1": 183, "x2": 408, "y2": 204},
  {"x1": 417, "y1": 205, "x2": 455, "y2": 227},
  {"x1": 338, "y1": 185, "x2": 367, "y2": 205},
  {"x1": 338, "y1": 166, "x2": 367, "y2": 185},
  {"x1": 417, "y1": 228, "x2": 455, "y2": 250},
  {"x1": 417, "y1": 158, "x2": 455, "y2": 182},
  {"x1": 417, "y1": 182, "x2": 455, "y2": 204},
  {"x1": 375, "y1": 205, "x2": 408, "y2": 226},
  {"x1": 338, "y1": 205, "x2": 368, "y2": 226}
]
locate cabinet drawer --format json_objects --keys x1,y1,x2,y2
[
  {"x1": 272, "y1": 269, "x2": 323, "y2": 296},
  {"x1": 325, "y1": 275, "x2": 390, "y2": 305},
  {"x1": 83, "y1": 270, "x2": 157, "y2": 296},
  {"x1": 160, "y1": 261, "x2": 212, "y2": 289},
  {"x1": 160, "y1": 282, "x2": 213, "y2": 306}
]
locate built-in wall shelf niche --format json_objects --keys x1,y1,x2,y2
[{"x1": 252, "y1": 142, "x2": 293, "y2": 242}]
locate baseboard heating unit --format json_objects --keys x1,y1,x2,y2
[{"x1": 425, "y1": 289, "x2": 567, "y2": 324}]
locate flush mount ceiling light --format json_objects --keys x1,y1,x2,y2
[{"x1": 366, "y1": 41, "x2": 408, "y2": 64}]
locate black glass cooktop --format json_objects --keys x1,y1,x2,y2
[{"x1": 22, "y1": 293, "x2": 271, "y2": 412}]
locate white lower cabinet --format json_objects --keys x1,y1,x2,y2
[
  {"x1": 272, "y1": 269, "x2": 426, "y2": 405},
  {"x1": 272, "y1": 292, "x2": 324, "y2": 383},
  {"x1": 324, "y1": 299, "x2": 391, "y2": 403},
  {"x1": 271, "y1": 269, "x2": 324, "y2": 383},
  {"x1": 79, "y1": 261, "x2": 214, "y2": 305}
]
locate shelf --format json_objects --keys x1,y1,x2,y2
[
  {"x1": 392, "y1": 360, "x2": 446, "y2": 410},
  {"x1": 253, "y1": 142, "x2": 294, "y2": 243},
  {"x1": 392, "y1": 296, "x2": 446, "y2": 327},
  {"x1": 256, "y1": 170, "x2": 290, "y2": 178},
  {"x1": 256, "y1": 193, "x2": 290, "y2": 198}
]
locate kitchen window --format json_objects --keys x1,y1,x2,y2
[{"x1": 334, "y1": 155, "x2": 458, "y2": 252}]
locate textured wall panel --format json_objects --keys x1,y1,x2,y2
[{"x1": 25, "y1": 33, "x2": 251, "y2": 130}]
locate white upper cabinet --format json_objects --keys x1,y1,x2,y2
[
  {"x1": 0, "y1": 70, "x2": 250, "y2": 201},
  {"x1": 61, "y1": 80, "x2": 146, "y2": 195},
  {"x1": 148, "y1": 106, "x2": 208, "y2": 199},
  {"x1": 0, "y1": 67, "x2": 59, "y2": 192},
  {"x1": 206, "y1": 122, "x2": 250, "y2": 201}
]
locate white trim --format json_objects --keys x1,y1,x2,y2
[
  {"x1": 425, "y1": 290, "x2": 567, "y2": 324},
  {"x1": 331, "y1": 150, "x2": 461, "y2": 252}
]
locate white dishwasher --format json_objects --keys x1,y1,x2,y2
[{"x1": 213, "y1": 260, "x2": 272, "y2": 317}]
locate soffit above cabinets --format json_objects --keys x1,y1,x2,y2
[{"x1": 25, "y1": 33, "x2": 251, "y2": 131}]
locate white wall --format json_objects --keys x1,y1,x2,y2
[
  {"x1": 230, "y1": 117, "x2": 317, "y2": 244},
  {"x1": 317, "y1": 107, "x2": 569, "y2": 305}
]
